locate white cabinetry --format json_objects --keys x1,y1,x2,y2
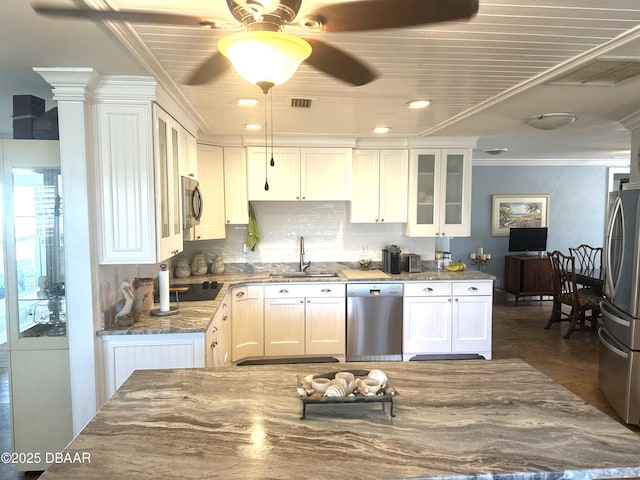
[
  {"x1": 101, "y1": 333, "x2": 205, "y2": 399},
  {"x1": 155, "y1": 105, "x2": 185, "y2": 261},
  {"x1": 403, "y1": 281, "x2": 492, "y2": 360},
  {"x1": 191, "y1": 144, "x2": 226, "y2": 240},
  {"x1": 96, "y1": 101, "x2": 194, "y2": 263},
  {"x1": 263, "y1": 283, "x2": 345, "y2": 358},
  {"x1": 406, "y1": 148, "x2": 471, "y2": 237},
  {"x1": 231, "y1": 285, "x2": 265, "y2": 362},
  {"x1": 205, "y1": 292, "x2": 231, "y2": 368},
  {"x1": 247, "y1": 147, "x2": 352, "y2": 201},
  {"x1": 351, "y1": 149, "x2": 408, "y2": 223},
  {"x1": 223, "y1": 147, "x2": 249, "y2": 224}
]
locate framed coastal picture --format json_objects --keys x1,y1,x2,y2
[{"x1": 491, "y1": 194, "x2": 550, "y2": 236}]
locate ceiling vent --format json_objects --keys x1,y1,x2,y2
[
  {"x1": 549, "y1": 58, "x2": 640, "y2": 86},
  {"x1": 290, "y1": 97, "x2": 314, "y2": 108}
]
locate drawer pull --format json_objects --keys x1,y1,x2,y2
[
  {"x1": 279, "y1": 289, "x2": 290, "y2": 294},
  {"x1": 235, "y1": 291, "x2": 245, "y2": 298},
  {"x1": 321, "y1": 288, "x2": 331, "y2": 293},
  {"x1": 212, "y1": 326, "x2": 218, "y2": 333},
  {"x1": 468, "y1": 286, "x2": 478, "y2": 291},
  {"x1": 423, "y1": 287, "x2": 434, "y2": 292}
]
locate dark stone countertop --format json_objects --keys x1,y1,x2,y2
[{"x1": 40, "y1": 359, "x2": 640, "y2": 480}]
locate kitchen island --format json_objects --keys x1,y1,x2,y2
[{"x1": 40, "y1": 359, "x2": 640, "y2": 479}]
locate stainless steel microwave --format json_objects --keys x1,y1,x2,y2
[{"x1": 182, "y1": 176, "x2": 202, "y2": 230}]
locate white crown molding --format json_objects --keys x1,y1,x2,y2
[
  {"x1": 473, "y1": 157, "x2": 631, "y2": 167},
  {"x1": 34, "y1": 67, "x2": 101, "y2": 102}
]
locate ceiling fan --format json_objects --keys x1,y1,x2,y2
[{"x1": 33, "y1": 0, "x2": 479, "y2": 91}]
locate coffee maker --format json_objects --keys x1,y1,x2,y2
[{"x1": 382, "y1": 245, "x2": 402, "y2": 274}]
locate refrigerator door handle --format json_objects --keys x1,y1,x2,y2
[
  {"x1": 600, "y1": 300, "x2": 631, "y2": 328},
  {"x1": 604, "y1": 195, "x2": 622, "y2": 296},
  {"x1": 598, "y1": 326, "x2": 629, "y2": 359}
]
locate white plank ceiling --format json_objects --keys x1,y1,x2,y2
[{"x1": 7, "y1": 0, "x2": 640, "y2": 160}]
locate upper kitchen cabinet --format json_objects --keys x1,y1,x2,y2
[
  {"x1": 405, "y1": 148, "x2": 471, "y2": 237},
  {"x1": 96, "y1": 97, "x2": 195, "y2": 264},
  {"x1": 154, "y1": 106, "x2": 185, "y2": 261},
  {"x1": 351, "y1": 149, "x2": 408, "y2": 223},
  {"x1": 191, "y1": 144, "x2": 225, "y2": 240},
  {"x1": 223, "y1": 147, "x2": 249, "y2": 224},
  {"x1": 179, "y1": 127, "x2": 197, "y2": 179},
  {"x1": 247, "y1": 147, "x2": 352, "y2": 201}
]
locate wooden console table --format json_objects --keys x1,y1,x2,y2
[{"x1": 504, "y1": 255, "x2": 553, "y2": 306}]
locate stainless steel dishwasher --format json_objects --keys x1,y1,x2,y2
[{"x1": 346, "y1": 283, "x2": 403, "y2": 361}]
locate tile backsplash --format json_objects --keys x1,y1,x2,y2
[
  {"x1": 182, "y1": 201, "x2": 438, "y2": 264},
  {"x1": 98, "y1": 201, "x2": 444, "y2": 326}
]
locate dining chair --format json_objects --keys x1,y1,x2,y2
[
  {"x1": 569, "y1": 244, "x2": 602, "y2": 278},
  {"x1": 545, "y1": 250, "x2": 601, "y2": 339}
]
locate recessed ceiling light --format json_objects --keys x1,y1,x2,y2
[
  {"x1": 373, "y1": 126, "x2": 390, "y2": 134},
  {"x1": 245, "y1": 124, "x2": 262, "y2": 130},
  {"x1": 237, "y1": 98, "x2": 259, "y2": 106},
  {"x1": 407, "y1": 100, "x2": 430, "y2": 109},
  {"x1": 483, "y1": 148, "x2": 509, "y2": 155}
]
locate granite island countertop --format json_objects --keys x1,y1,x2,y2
[
  {"x1": 98, "y1": 268, "x2": 495, "y2": 336},
  {"x1": 39, "y1": 359, "x2": 640, "y2": 480}
]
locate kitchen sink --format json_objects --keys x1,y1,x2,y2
[{"x1": 269, "y1": 272, "x2": 339, "y2": 279}]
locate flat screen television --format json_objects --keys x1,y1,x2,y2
[{"x1": 508, "y1": 227, "x2": 548, "y2": 253}]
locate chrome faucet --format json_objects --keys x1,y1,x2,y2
[{"x1": 299, "y1": 236, "x2": 311, "y2": 272}]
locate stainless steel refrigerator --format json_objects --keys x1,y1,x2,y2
[{"x1": 599, "y1": 184, "x2": 640, "y2": 425}]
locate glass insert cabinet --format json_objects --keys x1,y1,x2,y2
[
  {"x1": 1, "y1": 140, "x2": 72, "y2": 471},
  {"x1": 406, "y1": 148, "x2": 472, "y2": 237}
]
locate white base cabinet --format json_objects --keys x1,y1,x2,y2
[
  {"x1": 205, "y1": 292, "x2": 231, "y2": 368},
  {"x1": 101, "y1": 333, "x2": 205, "y2": 399},
  {"x1": 231, "y1": 285, "x2": 265, "y2": 362},
  {"x1": 263, "y1": 283, "x2": 345, "y2": 358},
  {"x1": 403, "y1": 281, "x2": 492, "y2": 360}
]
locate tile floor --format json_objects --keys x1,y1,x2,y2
[{"x1": 0, "y1": 300, "x2": 638, "y2": 479}]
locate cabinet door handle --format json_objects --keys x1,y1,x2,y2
[
  {"x1": 235, "y1": 291, "x2": 245, "y2": 298},
  {"x1": 468, "y1": 286, "x2": 478, "y2": 291},
  {"x1": 307, "y1": 299, "x2": 311, "y2": 303},
  {"x1": 300, "y1": 299, "x2": 305, "y2": 303},
  {"x1": 212, "y1": 326, "x2": 218, "y2": 333},
  {"x1": 423, "y1": 287, "x2": 434, "y2": 292},
  {"x1": 223, "y1": 303, "x2": 227, "y2": 308},
  {"x1": 454, "y1": 298, "x2": 459, "y2": 302},
  {"x1": 222, "y1": 315, "x2": 228, "y2": 321},
  {"x1": 211, "y1": 341, "x2": 218, "y2": 348},
  {"x1": 321, "y1": 288, "x2": 331, "y2": 293},
  {"x1": 448, "y1": 298, "x2": 452, "y2": 302},
  {"x1": 279, "y1": 289, "x2": 289, "y2": 294}
]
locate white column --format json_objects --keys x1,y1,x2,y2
[{"x1": 34, "y1": 67, "x2": 102, "y2": 435}]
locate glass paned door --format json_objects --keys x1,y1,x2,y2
[
  {"x1": 12, "y1": 167, "x2": 66, "y2": 339},
  {"x1": 416, "y1": 153, "x2": 436, "y2": 226},
  {"x1": 443, "y1": 153, "x2": 464, "y2": 225}
]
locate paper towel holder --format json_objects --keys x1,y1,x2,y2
[{"x1": 150, "y1": 264, "x2": 179, "y2": 317}]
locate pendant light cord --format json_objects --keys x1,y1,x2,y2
[
  {"x1": 270, "y1": 89, "x2": 275, "y2": 167},
  {"x1": 264, "y1": 92, "x2": 269, "y2": 191}
]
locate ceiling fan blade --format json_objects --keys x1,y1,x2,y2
[
  {"x1": 303, "y1": 38, "x2": 377, "y2": 87},
  {"x1": 304, "y1": 0, "x2": 479, "y2": 32},
  {"x1": 32, "y1": 4, "x2": 225, "y2": 28},
  {"x1": 184, "y1": 53, "x2": 231, "y2": 85}
]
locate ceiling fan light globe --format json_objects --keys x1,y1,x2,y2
[{"x1": 218, "y1": 31, "x2": 312, "y2": 89}]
